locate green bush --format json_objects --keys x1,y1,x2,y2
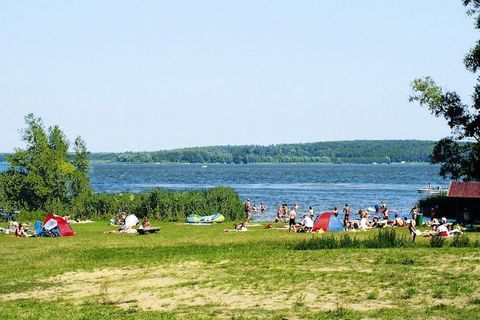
[
  {"x1": 293, "y1": 230, "x2": 407, "y2": 250},
  {"x1": 74, "y1": 186, "x2": 243, "y2": 221},
  {"x1": 294, "y1": 234, "x2": 339, "y2": 250},
  {"x1": 450, "y1": 234, "x2": 470, "y2": 247},
  {"x1": 430, "y1": 235, "x2": 445, "y2": 248},
  {"x1": 365, "y1": 229, "x2": 406, "y2": 248},
  {"x1": 3, "y1": 186, "x2": 244, "y2": 222},
  {"x1": 339, "y1": 234, "x2": 360, "y2": 248}
]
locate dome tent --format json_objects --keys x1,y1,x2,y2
[
  {"x1": 312, "y1": 212, "x2": 344, "y2": 232},
  {"x1": 41, "y1": 214, "x2": 74, "y2": 236}
]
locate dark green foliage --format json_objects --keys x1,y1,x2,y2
[
  {"x1": 400, "y1": 258, "x2": 415, "y2": 265},
  {"x1": 293, "y1": 230, "x2": 406, "y2": 250},
  {"x1": 74, "y1": 186, "x2": 243, "y2": 221},
  {"x1": 450, "y1": 234, "x2": 470, "y2": 247},
  {"x1": 0, "y1": 115, "x2": 244, "y2": 221},
  {"x1": 0, "y1": 114, "x2": 92, "y2": 211},
  {"x1": 87, "y1": 140, "x2": 435, "y2": 164},
  {"x1": 410, "y1": 2, "x2": 480, "y2": 181},
  {"x1": 401, "y1": 287, "x2": 417, "y2": 300},
  {"x1": 430, "y1": 235, "x2": 445, "y2": 248},
  {"x1": 364, "y1": 229, "x2": 407, "y2": 248},
  {"x1": 339, "y1": 233, "x2": 360, "y2": 248},
  {"x1": 295, "y1": 234, "x2": 339, "y2": 250}
]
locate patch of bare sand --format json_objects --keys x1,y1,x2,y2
[{"x1": 0, "y1": 259, "x2": 474, "y2": 313}]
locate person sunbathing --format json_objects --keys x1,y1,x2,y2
[
  {"x1": 371, "y1": 216, "x2": 380, "y2": 228},
  {"x1": 15, "y1": 223, "x2": 31, "y2": 238},
  {"x1": 391, "y1": 214, "x2": 405, "y2": 227},
  {"x1": 224, "y1": 222, "x2": 248, "y2": 232},
  {"x1": 359, "y1": 217, "x2": 371, "y2": 230},
  {"x1": 141, "y1": 217, "x2": 151, "y2": 229},
  {"x1": 346, "y1": 221, "x2": 356, "y2": 232},
  {"x1": 422, "y1": 225, "x2": 439, "y2": 237}
]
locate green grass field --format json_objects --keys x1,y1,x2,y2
[{"x1": 0, "y1": 222, "x2": 479, "y2": 319}]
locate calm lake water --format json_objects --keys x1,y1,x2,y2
[
  {"x1": 91, "y1": 162, "x2": 445, "y2": 220},
  {"x1": 0, "y1": 162, "x2": 446, "y2": 221}
]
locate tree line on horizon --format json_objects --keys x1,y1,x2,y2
[{"x1": 85, "y1": 140, "x2": 436, "y2": 164}]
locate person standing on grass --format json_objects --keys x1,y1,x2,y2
[
  {"x1": 408, "y1": 221, "x2": 417, "y2": 242},
  {"x1": 430, "y1": 207, "x2": 436, "y2": 221},
  {"x1": 410, "y1": 205, "x2": 418, "y2": 224},
  {"x1": 343, "y1": 203, "x2": 351, "y2": 227},
  {"x1": 245, "y1": 198, "x2": 251, "y2": 224},
  {"x1": 289, "y1": 207, "x2": 297, "y2": 233}
]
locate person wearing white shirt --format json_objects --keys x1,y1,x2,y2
[{"x1": 302, "y1": 214, "x2": 314, "y2": 232}]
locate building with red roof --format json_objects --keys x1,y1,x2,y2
[{"x1": 447, "y1": 182, "x2": 480, "y2": 224}]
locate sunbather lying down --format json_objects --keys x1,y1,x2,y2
[
  {"x1": 137, "y1": 227, "x2": 161, "y2": 235},
  {"x1": 224, "y1": 223, "x2": 248, "y2": 232},
  {"x1": 264, "y1": 223, "x2": 285, "y2": 230},
  {"x1": 104, "y1": 229, "x2": 138, "y2": 234}
]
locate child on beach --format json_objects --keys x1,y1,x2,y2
[{"x1": 408, "y1": 221, "x2": 417, "y2": 242}]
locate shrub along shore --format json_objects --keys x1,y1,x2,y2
[{"x1": 14, "y1": 186, "x2": 244, "y2": 222}]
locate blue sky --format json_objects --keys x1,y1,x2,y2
[{"x1": 0, "y1": 0, "x2": 477, "y2": 152}]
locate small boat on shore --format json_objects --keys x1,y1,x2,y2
[{"x1": 186, "y1": 212, "x2": 225, "y2": 224}]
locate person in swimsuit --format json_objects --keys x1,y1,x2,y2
[
  {"x1": 15, "y1": 223, "x2": 30, "y2": 237},
  {"x1": 283, "y1": 204, "x2": 289, "y2": 223},
  {"x1": 343, "y1": 203, "x2": 351, "y2": 227},
  {"x1": 141, "y1": 217, "x2": 151, "y2": 229},
  {"x1": 245, "y1": 199, "x2": 251, "y2": 224},
  {"x1": 408, "y1": 221, "x2": 417, "y2": 242},
  {"x1": 276, "y1": 205, "x2": 283, "y2": 223},
  {"x1": 288, "y1": 208, "x2": 297, "y2": 233},
  {"x1": 410, "y1": 205, "x2": 418, "y2": 225}
]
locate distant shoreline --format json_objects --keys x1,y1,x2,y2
[
  {"x1": 88, "y1": 161, "x2": 432, "y2": 165},
  {"x1": 86, "y1": 140, "x2": 436, "y2": 165},
  {"x1": 1, "y1": 140, "x2": 436, "y2": 165}
]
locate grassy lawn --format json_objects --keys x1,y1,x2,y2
[{"x1": 0, "y1": 221, "x2": 479, "y2": 319}]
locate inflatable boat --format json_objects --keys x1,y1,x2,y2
[{"x1": 186, "y1": 212, "x2": 225, "y2": 224}]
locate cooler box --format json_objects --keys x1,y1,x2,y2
[{"x1": 416, "y1": 213, "x2": 424, "y2": 226}]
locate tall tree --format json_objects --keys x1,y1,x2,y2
[
  {"x1": 410, "y1": 1, "x2": 480, "y2": 181},
  {"x1": 0, "y1": 114, "x2": 92, "y2": 210}
]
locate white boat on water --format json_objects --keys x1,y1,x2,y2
[{"x1": 417, "y1": 186, "x2": 444, "y2": 194}]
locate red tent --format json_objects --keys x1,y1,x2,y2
[
  {"x1": 312, "y1": 212, "x2": 344, "y2": 232},
  {"x1": 43, "y1": 214, "x2": 74, "y2": 237}
]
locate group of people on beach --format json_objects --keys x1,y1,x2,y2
[{"x1": 243, "y1": 198, "x2": 467, "y2": 241}]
